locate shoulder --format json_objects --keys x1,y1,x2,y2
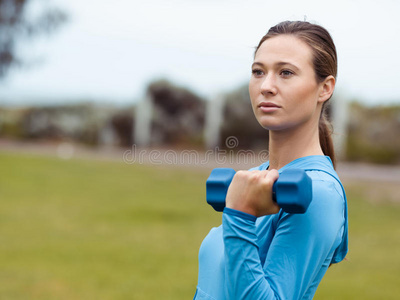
[
  {"x1": 302, "y1": 170, "x2": 345, "y2": 224},
  {"x1": 283, "y1": 155, "x2": 345, "y2": 202},
  {"x1": 307, "y1": 170, "x2": 344, "y2": 201},
  {"x1": 276, "y1": 156, "x2": 348, "y2": 262},
  {"x1": 275, "y1": 170, "x2": 345, "y2": 238}
]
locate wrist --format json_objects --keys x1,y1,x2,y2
[
  {"x1": 226, "y1": 201, "x2": 258, "y2": 217},
  {"x1": 223, "y1": 207, "x2": 257, "y2": 222}
]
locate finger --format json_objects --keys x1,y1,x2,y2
[
  {"x1": 267, "y1": 169, "x2": 279, "y2": 182},
  {"x1": 259, "y1": 169, "x2": 279, "y2": 182}
]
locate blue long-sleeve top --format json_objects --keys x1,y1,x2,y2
[{"x1": 194, "y1": 155, "x2": 348, "y2": 300}]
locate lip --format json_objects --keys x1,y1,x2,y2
[{"x1": 258, "y1": 102, "x2": 281, "y2": 113}]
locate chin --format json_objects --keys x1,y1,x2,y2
[{"x1": 256, "y1": 116, "x2": 283, "y2": 131}]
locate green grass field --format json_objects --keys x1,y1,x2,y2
[{"x1": 0, "y1": 151, "x2": 399, "y2": 299}]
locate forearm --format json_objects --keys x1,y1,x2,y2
[{"x1": 222, "y1": 208, "x2": 278, "y2": 300}]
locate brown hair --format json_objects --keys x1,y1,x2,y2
[{"x1": 255, "y1": 21, "x2": 337, "y2": 167}]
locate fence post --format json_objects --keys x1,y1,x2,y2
[
  {"x1": 204, "y1": 94, "x2": 225, "y2": 149},
  {"x1": 134, "y1": 91, "x2": 153, "y2": 147}
]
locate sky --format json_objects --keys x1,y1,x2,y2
[{"x1": 1, "y1": 0, "x2": 400, "y2": 106}]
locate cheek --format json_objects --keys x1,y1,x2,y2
[
  {"x1": 287, "y1": 81, "x2": 319, "y2": 108},
  {"x1": 286, "y1": 86, "x2": 320, "y2": 125}
]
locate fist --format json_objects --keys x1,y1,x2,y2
[{"x1": 225, "y1": 169, "x2": 280, "y2": 217}]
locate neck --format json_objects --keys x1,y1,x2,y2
[{"x1": 268, "y1": 119, "x2": 323, "y2": 170}]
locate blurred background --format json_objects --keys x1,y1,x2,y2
[{"x1": 0, "y1": 0, "x2": 399, "y2": 299}]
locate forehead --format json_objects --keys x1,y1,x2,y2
[{"x1": 254, "y1": 35, "x2": 313, "y2": 68}]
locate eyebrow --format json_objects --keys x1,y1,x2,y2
[{"x1": 252, "y1": 61, "x2": 300, "y2": 72}]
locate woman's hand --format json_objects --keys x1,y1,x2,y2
[{"x1": 225, "y1": 169, "x2": 280, "y2": 217}]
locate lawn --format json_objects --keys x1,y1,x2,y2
[{"x1": 0, "y1": 151, "x2": 399, "y2": 299}]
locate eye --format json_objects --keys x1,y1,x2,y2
[
  {"x1": 252, "y1": 68, "x2": 264, "y2": 77},
  {"x1": 280, "y1": 69, "x2": 294, "y2": 78}
]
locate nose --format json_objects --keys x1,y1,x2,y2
[{"x1": 260, "y1": 74, "x2": 277, "y2": 96}]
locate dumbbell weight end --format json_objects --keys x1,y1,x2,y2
[{"x1": 206, "y1": 168, "x2": 312, "y2": 214}]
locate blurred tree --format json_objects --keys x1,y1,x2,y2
[
  {"x1": 0, "y1": 0, "x2": 67, "y2": 79},
  {"x1": 346, "y1": 102, "x2": 400, "y2": 164},
  {"x1": 147, "y1": 79, "x2": 205, "y2": 147},
  {"x1": 111, "y1": 112, "x2": 134, "y2": 147}
]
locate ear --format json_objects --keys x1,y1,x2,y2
[{"x1": 318, "y1": 75, "x2": 335, "y2": 103}]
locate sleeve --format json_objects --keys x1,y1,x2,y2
[{"x1": 222, "y1": 179, "x2": 345, "y2": 300}]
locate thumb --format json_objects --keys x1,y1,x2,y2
[{"x1": 267, "y1": 169, "x2": 279, "y2": 183}]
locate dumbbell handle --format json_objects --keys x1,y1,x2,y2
[{"x1": 206, "y1": 168, "x2": 312, "y2": 214}]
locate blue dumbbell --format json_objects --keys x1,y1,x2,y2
[{"x1": 206, "y1": 168, "x2": 312, "y2": 214}]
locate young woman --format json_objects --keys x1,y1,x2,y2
[{"x1": 194, "y1": 21, "x2": 348, "y2": 299}]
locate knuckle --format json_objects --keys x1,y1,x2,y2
[
  {"x1": 249, "y1": 172, "x2": 261, "y2": 183},
  {"x1": 235, "y1": 170, "x2": 247, "y2": 178},
  {"x1": 263, "y1": 174, "x2": 275, "y2": 186}
]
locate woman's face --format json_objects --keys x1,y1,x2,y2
[{"x1": 249, "y1": 34, "x2": 325, "y2": 132}]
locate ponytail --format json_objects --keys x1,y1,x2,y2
[{"x1": 319, "y1": 109, "x2": 336, "y2": 168}]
